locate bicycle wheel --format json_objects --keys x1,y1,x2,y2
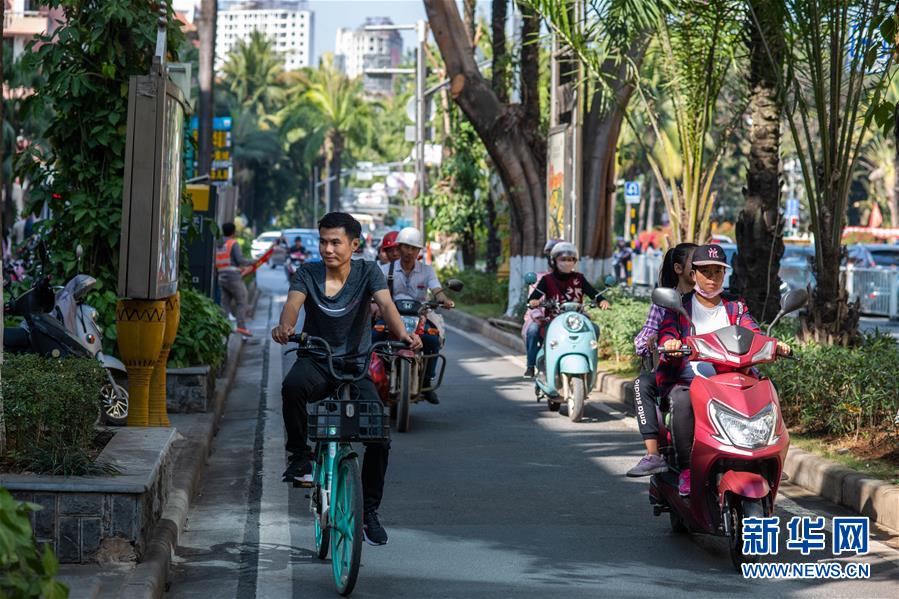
[
  {"x1": 330, "y1": 455, "x2": 363, "y2": 596},
  {"x1": 312, "y1": 452, "x2": 330, "y2": 560}
]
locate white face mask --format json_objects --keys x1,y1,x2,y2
[
  {"x1": 694, "y1": 283, "x2": 723, "y2": 299},
  {"x1": 556, "y1": 259, "x2": 576, "y2": 274}
]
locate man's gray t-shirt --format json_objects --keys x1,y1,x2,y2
[{"x1": 290, "y1": 260, "x2": 387, "y2": 368}]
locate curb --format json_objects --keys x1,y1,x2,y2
[
  {"x1": 116, "y1": 331, "x2": 245, "y2": 598},
  {"x1": 451, "y1": 308, "x2": 899, "y2": 533}
]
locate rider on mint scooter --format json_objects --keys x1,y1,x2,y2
[
  {"x1": 524, "y1": 242, "x2": 611, "y2": 378},
  {"x1": 373, "y1": 227, "x2": 455, "y2": 404},
  {"x1": 650, "y1": 244, "x2": 791, "y2": 496}
]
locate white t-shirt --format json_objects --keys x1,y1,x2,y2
[
  {"x1": 687, "y1": 294, "x2": 730, "y2": 379},
  {"x1": 380, "y1": 259, "x2": 441, "y2": 302}
]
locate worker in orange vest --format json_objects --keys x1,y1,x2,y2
[{"x1": 216, "y1": 222, "x2": 253, "y2": 337}]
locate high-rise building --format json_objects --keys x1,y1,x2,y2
[
  {"x1": 216, "y1": 0, "x2": 313, "y2": 71},
  {"x1": 335, "y1": 17, "x2": 403, "y2": 94}
]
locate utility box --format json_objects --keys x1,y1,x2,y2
[
  {"x1": 184, "y1": 184, "x2": 218, "y2": 298},
  {"x1": 118, "y1": 66, "x2": 189, "y2": 300}
]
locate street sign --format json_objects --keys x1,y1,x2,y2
[
  {"x1": 624, "y1": 181, "x2": 641, "y2": 204},
  {"x1": 405, "y1": 97, "x2": 437, "y2": 124},
  {"x1": 786, "y1": 198, "x2": 800, "y2": 217}
]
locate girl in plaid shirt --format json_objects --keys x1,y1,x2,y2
[{"x1": 626, "y1": 243, "x2": 697, "y2": 479}]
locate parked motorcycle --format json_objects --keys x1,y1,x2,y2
[
  {"x1": 371, "y1": 279, "x2": 464, "y2": 433},
  {"x1": 646, "y1": 287, "x2": 807, "y2": 570},
  {"x1": 525, "y1": 272, "x2": 615, "y2": 422}
]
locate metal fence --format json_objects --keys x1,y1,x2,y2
[{"x1": 629, "y1": 254, "x2": 899, "y2": 320}]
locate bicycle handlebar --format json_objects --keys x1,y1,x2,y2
[{"x1": 287, "y1": 333, "x2": 409, "y2": 382}]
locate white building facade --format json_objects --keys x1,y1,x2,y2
[
  {"x1": 335, "y1": 17, "x2": 402, "y2": 94},
  {"x1": 216, "y1": 1, "x2": 313, "y2": 71}
]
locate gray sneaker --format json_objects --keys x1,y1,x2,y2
[{"x1": 626, "y1": 454, "x2": 668, "y2": 478}]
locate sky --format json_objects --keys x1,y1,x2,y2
[{"x1": 173, "y1": 1, "x2": 433, "y2": 64}]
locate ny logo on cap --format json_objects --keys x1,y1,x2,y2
[{"x1": 708, "y1": 248, "x2": 720, "y2": 258}]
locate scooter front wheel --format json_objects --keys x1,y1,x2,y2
[
  {"x1": 728, "y1": 498, "x2": 764, "y2": 570},
  {"x1": 568, "y1": 376, "x2": 586, "y2": 422}
]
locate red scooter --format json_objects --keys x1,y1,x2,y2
[{"x1": 647, "y1": 287, "x2": 808, "y2": 570}]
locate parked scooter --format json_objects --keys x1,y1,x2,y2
[
  {"x1": 646, "y1": 287, "x2": 807, "y2": 570},
  {"x1": 525, "y1": 272, "x2": 614, "y2": 422},
  {"x1": 371, "y1": 279, "x2": 464, "y2": 433}
]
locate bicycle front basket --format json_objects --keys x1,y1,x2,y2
[{"x1": 308, "y1": 399, "x2": 390, "y2": 442}]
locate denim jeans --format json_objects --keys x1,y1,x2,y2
[{"x1": 526, "y1": 323, "x2": 541, "y2": 368}]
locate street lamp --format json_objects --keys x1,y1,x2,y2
[{"x1": 363, "y1": 20, "x2": 428, "y2": 235}]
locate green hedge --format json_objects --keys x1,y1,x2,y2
[
  {"x1": 762, "y1": 332, "x2": 899, "y2": 439},
  {"x1": 434, "y1": 267, "x2": 508, "y2": 306},
  {"x1": 168, "y1": 287, "x2": 233, "y2": 369},
  {"x1": 587, "y1": 287, "x2": 650, "y2": 368},
  {"x1": 0, "y1": 489, "x2": 68, "y2": 598},
  {"x1": 1, "y1": 355, "x2": 108, "y2": 475}
]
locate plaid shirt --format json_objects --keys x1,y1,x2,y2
[
  {"x1": 656, "y1": 292, "x2": 760, "y2": 385},
  {"x1": 634, "y1": 304, "x2": 666, "y2": 358}
]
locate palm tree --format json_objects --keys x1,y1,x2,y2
[
  {"x1": 220, "y1": 30, "x2": 287, "y2": 117},
  {"x1": 284, "y1": 54, "x2": 373, "y2": 211},
  {"x1": 733, "y1": 0, "x2": 786, "y2": 323}
]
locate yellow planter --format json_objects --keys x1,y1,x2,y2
[
  {"x1": 116, "y1": 299, "x2": 166, "y2": 427},
  {"x1": 148, "y1": 292, "x2": 181, "y2": 427}
]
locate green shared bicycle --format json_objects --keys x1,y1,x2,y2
[{"x1": 288, "y1": 333, "x2": 401, "y2": 596}]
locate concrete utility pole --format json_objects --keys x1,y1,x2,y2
[
  {"x1": 364, "y1": 20, "x2": 429, "y2": 235},
  {"x1": 197, "y1": 0, "x2": 217, "y2": 176}
]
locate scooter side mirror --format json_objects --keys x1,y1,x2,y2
[
  {"x1": 76, "y1": 245, "x2": 84, "y2": 260},
  {"x1": 766, "y1": 288, "x2": 808, "y2": 336},
  {"x1": 651, "y1": 288, "x2": 692, "y2": 328},
  {"x1": 524, "y1": 272, "x2": 538, "y2": 285},
  {"x1": 446, "y1": 279, "x2": 464, "y2": 293}
]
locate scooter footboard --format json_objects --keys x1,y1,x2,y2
[{"x1": 717, "y1": 471, "x2": 771, "y2": 507}]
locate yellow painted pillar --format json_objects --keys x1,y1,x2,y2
[
  {"x1": 116, "y1": 299, "x2": 166, "y2": 427},
  {"x1": 148, "y1": 293, "x2": 181, "y2": 427}
]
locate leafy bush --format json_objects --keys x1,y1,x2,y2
[
  {"x1": 0, "y1": 489, "x2": 68, "y2": 599},
  {"x1": 762, "y1": 332, "x2": 899, "y2": 439},
  {"x1": 167, "y1": 287, "x2": 233, "y2": 369},
  {"x1": 2, "y1": 355, "x2": 108, "y2": 475},
  {"x1": 434, "y1": 267, "x2": 508, "y2": 306},
  {"x1": 587, "y1": 286, "x2": 651, "y2": 368}
]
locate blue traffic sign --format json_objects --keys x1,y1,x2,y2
[{"x1": 625, "y1": 181, "x2": 641, "y2": 203}]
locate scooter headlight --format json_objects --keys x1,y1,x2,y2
[
  {"x1": 751, "y1": 340, "x2": 776, "y2": 363},
  {"x1": 565, "y1": 314, "x2": 584, "y2": 332},
  {"x1": 401, "y1": 316, "x2": 418, "y2": 333},
  {"x1": 709, "y1": 401, "x2": 777, "y2": 449},
  {"x1": 692, "y1": 338, "x2": 727, "y2": 363}
]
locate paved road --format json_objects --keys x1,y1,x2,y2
[{"x1": 167, "y1": 267, "x2": 899, "y2": 598}]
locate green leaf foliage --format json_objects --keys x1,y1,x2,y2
[
  {"x1": 1, "y1": 355, "x2": 109, "y2": 476},
  {"x1": 15, "y1": 1, "x2": 185, "y2": 352},
  {"x1": 0, "y1": 489, "x2": 69, "y2": 599},
  {"x1": 167, "y1": 288, "x2": 233, "y2": 369}
]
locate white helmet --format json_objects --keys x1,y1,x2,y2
[
  {"x1": 550, "y1": 241, "x2": 579, "y2": 261},
  {"x1": 396, "y1": 227, "x2": 424, "y2": 249}
]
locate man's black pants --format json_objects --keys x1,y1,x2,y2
[{"x1": 282, "y1": 357, "x2": 389, "y2": 513}]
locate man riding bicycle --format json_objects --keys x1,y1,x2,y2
[{"x1": 273, "y1": 212, "x2": 422, "y2": 546}]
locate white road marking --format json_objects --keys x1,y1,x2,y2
[{"x1": 255, "y1": 297, "x2": 293, "y2": 597}]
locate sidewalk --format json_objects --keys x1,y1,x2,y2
[{"x1": 444, "y1": 308, "x2": 899, "y2": 535}]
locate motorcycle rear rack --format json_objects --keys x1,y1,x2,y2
[{"x1": 419, "y1": 353, "x2": 447, "y2": 392}]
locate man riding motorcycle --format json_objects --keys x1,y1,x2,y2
[
  {"x1": 374, "y1": 226, "x2": 455, "y2": 404},
  {"x1": 273, "y1": 212, "x2": 422, "y2": 546},
  {"x1": 653, "y1": 244, "x2": 791, "y2": 496},
  {"x1": 377, "y1": 231, "x2": 400, "y2": 265},
  {"x1": 524, "y1": 242, "x2": 611, "y2": 378}
]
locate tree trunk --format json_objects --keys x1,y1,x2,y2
[
  {"x1": 582, "y1": 38, "x2": 647, "y2": 259},
  {"x1": 892, "y1": 151, "x2": 899, "y2": 227},
  {"x1": 197, "y1": 0, "x2": 217, "y2": 176},
  {"x1": 734, "y1": 0, "x2": 784, "y2": 323},
  {"x1": 463, "y1": 0, "x2": 476, "y2": 47},
  {"x1": 485, "y1": 0, "x2": 508, "y2": 273},
  {"x1": 1, "y1": 0, "x2": 6, "y2": 455},
  {"x1": 424, "y1": 0, "x2": 545, "y2": 258},
  {"x1": 329, "y1": 132, "x2": 344, "y2": 212}
]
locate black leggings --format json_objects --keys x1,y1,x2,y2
[
  {"x1": 282, "y1": 357, "x2": 389, "y2": 513},
  {"x1": 668, "y1": 385, "x2": 694, "y2": 470},
  {"x1": 633, "y1": 373, "x2": 661, "y2": 440}
]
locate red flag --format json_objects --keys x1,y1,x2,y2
[
  {"x1": 869, "y1": 202, "x2": 884, "y2": 228},
  {"x1": 241, "y1": 243, "x2": 277, "y2": 278}
]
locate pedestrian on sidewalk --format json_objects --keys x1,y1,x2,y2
[{"x1": 216, "y1": 222, "x2": 253, "y2": 337}]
